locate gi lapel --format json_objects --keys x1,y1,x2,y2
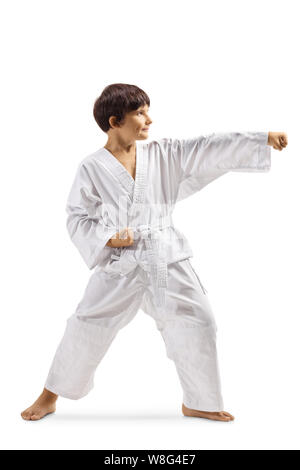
[
  {"x1": 99, "y1": 146, "x2": 137, "y2": 200},
  {"x1": 97, "y1": 143, "x2": 148, "y2": 207},
  {"x1": 129, "y1": 142, "x2": 148, "y2": 212},
  {"x1": 99, "y1": 142, "x2": 149, "y2": 277}
]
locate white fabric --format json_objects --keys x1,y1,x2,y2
[
  {"x1": 45, "y1": 258, "x2": 224, "y2": 411},
  {"x1": 45, "y1": 131, "x2": 271, "y2": 410},
  {"x1": 64, "y1": 131, "x2": 270, "y2": 310}
]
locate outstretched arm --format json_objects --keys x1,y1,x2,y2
[{"x1": 170, "y1": 131, "x2": 288, "y2": 202}]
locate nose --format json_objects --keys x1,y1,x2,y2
[{"x1": 146, "y1": 115, "x2": 152, "y2": 125}]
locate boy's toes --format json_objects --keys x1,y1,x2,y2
[
  {"x1": 21, "y1": 411, "x2": 31, "y2": 420},
  {"x1": 220, "y1": 411, "x2": 234, "y2": 420},
  {"x1": 216, "y1": 413, "x2": 231, "y2": 422},
  {"x1": 30, "y1": 414, "x2": 41, "y2": 421}
]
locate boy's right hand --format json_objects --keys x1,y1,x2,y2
[
  {"x1": 106, "y1": 227, "x2": 134, "y2": 248},
  {"x1": 267, "y1": 131, "x2": 288, "y2": 150}
]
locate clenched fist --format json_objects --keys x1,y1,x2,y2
[
  {"x1": 267, "y1": 132, "x2": 288, "y2": 151},
  {"x1": 106, "y1": 227, "x2": 134, "y2": 248}
]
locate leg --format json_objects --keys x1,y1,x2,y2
[
  {"x1": 142, "y1": 258, "x2": 234, "y2": 422},
  {"x1": 21, "y1": 266, "x2": 145, "y2": 420}
]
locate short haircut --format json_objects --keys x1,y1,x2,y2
[{"x1": 93, "y1": 83, "x2": 150, "y2": 132}]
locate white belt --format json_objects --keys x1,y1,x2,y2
[
  {"x1": 135, "y1": 223, "x2": 169, "y2": 309},
  {"x1": 104, "y1": 217, "x2": 173, "y2": 310}
]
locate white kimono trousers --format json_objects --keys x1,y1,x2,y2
[{"x1": 44, "y1": 132, "x2": 271, "y2": 411}]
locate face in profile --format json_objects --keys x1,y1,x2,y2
[{"x1": 118, "y1": 104, "x2": 152, "y2": 141}]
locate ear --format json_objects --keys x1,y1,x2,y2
[{"x1": 108, "y1": 115, "x2": 117, "y2": 128}]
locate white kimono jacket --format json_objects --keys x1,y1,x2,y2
[{"x1": 66, "y1": 132, "x2": 271, "y2": 309}]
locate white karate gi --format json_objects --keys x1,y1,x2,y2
[{"x1": 44, "y1": 132, "x2": 271, "y2": 411}]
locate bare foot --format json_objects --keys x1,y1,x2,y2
[
  {"x1": 21, "y1": 388, "x2": 58, "y2": 421},
  {"x1": 182, "y1": 403, "x2": 234, "y2": 422}
]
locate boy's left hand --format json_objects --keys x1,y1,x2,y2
[{"x1": 267, "y1": 132, "x2": 288, "y2": 150}]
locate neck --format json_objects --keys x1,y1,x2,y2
[{"x1": 104, "y1": 137, "x2": 136, "y2": 156}]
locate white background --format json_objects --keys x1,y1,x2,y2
[{"x1": 1, "y1": 0, "x2": 299, "y2": 450}]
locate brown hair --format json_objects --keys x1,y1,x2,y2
[{"x1": 93, "y1": 83, "x2": 150, "y2": 132}]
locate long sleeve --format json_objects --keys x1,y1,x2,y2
[
  {"x1": 66, "y1": 162, "x2": 116, "y2": 270},
  {"x1": 171, "y1": 131, "x2": 271, "y2": 202}
]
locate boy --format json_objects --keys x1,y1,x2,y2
[{"x1": 21, "y1": 83, "x2": 288, "y2": 422}]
